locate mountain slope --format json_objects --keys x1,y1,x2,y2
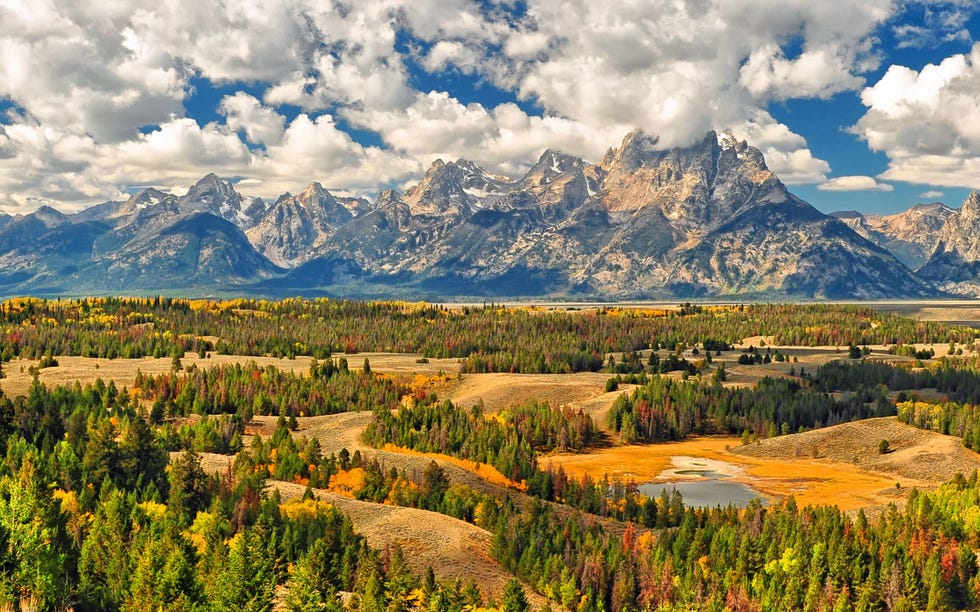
[
  {"x1": 96, "y1": 212, "x2": 282, "y2": 290},
  {"x1": 177, "y1": 173, "x2": 266, "y2": 228},
  {"x1": 917, "y1": 192, "x2": 980, "y2": 296},
  {"x1": 683, "y1": 199, "x2": 932, "y2": 298},
  {"x1": 832, "y1": 203, "x2": 953, "y2": 269}
]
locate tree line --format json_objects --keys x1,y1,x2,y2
[
  {"x1": 134, "y1": 358, "x2": 406, "y2": 421},
  {"x1": 0, "y1": 297, "x2": 975, "y2": 373},
  {"x1": 606, "y1": 374, "x2": 895, "y2": 443}
]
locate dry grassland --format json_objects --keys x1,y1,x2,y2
[{"x1": 445, "y1": 371, "x2": 629, "y2": 418}]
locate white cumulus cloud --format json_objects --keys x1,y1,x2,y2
[
  {"x1": 0, "y1": 0, "x2": 960, "y2": 211},
  {"x1": 818, "y1": 176, "x2": 894, "y2": 192},
  {"x1": 852, "y1": 43, "x2": 980, "y2": 188}
]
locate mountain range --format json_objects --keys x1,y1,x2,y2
[{"x1": 0, "y1": 130, "x2": 976, "y2": 299}]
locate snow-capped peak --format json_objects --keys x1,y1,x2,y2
[
  {"x1": 716, "y1": 131, "x2": 738, "y2": 149},
  {"x1": 550, "y1": 153, "x2": 562, "y2": 174}
]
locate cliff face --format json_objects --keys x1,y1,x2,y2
[{"x1": 918, "y1": 192, "x2": 980, "y2": 296}]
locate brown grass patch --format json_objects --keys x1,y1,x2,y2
[
  {"x1": 446, "y1": 372, "x2": 622, "y2": 416},
  {"x1": 542, "y1": 437, "x2": 739, "y2": 484},
  {"x1": 732, "y1": 416, "x2": 980, "y2": 484},
  {"x1": 378, "y1": 444, "x2": 526, "y2": 491}
]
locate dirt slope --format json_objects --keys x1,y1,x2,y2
[
  {"x1": 732, "y1": 416, "x2": 980, "y2": 483},
  {"x1": 447, "y1": 372, "x2": 621, "y2": 413}
]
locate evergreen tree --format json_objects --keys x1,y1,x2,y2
[
  {"x1": 213, "y1": 527, "x2": 276, "y2": 611},
  {"x1": 502, "y1": 578, "x2": 530, "y2": 612},
  {"x1": 168, "y1": 450, "x2": 210, "y2": 524}
]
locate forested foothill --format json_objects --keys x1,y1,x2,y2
[{"x1": 2, "y1": 298, "x2": 980, "y2": 610}]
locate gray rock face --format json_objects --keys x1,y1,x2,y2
[
  {"x1": 832, "y1": 203, "x2": 954, "y2": 269},
  {"x1": 918, "y1": 192, "x2": 980, "y2": 295},
  {"x1": 305, "y1": 130, "x2": 930, "y2": 298},
  {"x1": 99, "y1": 212, "x2": 281, "y2": 290},
  {"x1": 246, "y1": 183, "x2": 355, "y2": 266},
  {"x1": 177, "y1": 173, "x2": 265, "y2": 228}
]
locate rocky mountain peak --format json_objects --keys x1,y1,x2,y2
[
  {"x1": 832, "y1": 201, "x2": 955, "y2": 270},
  {"x1": 961, "y1": 191, "x2": 980, "y2": 221},
  {"x1": 30, "y1": 205, "x2": 68, "y2": 228},
  {"x1": 909, "y1": 201, "x2": 951, "y2": 214},
  {"x1": 537, "y1": 149, "x2": 586, "y2": 174},
  {"x1": 376, "y1": 188, "x2": 401, "y2": 204},
  {"x1": 518, "y1": 149, "x2": 591, "y2": 192},
  {"x1": 131, "y1": 187, "x2": 169, "y2": 207},
  {"x1": 918, "y1": 191, "x2": 980, "y2": 291},
  {"x1": 189, "y1": 173, "x2": 234, "y2": 197},
  {"x1": 245, "y1": 181, "x2": 353, "y2": 268},
  {"x1": 597, "y1": 129, "x2": 787, "y2": 234},
  {"x1": 178, "y1": 174, "x2": 260, "y2": 228},
  {"x1": 946, "y1": 191, "x2": 980, "y2": 231},
  {"x1": 294, "y1": 183, "x2": 338, "y2": 209},
  {"x1": 300, "y1": 182, "x2": 331, "y2": 200},
  {"x1": 403, "y1": 159, "x2": 476, "y2": 217},
  {"x1": 453, "y1": 159, "x2": 511, "y2": 199},
  {"x1": 600, "y1": 129, "x2": 659, "y2": 172}
]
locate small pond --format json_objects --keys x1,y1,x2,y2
[{"x1": 638, "y1": 480, "x2": 766, "y2": 509}]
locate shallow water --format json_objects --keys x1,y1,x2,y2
[
  {"x1": 638, "y1": 480, "x2": 766, "y2": 508},
  {"x1": 673, "y1": 468, "x2": 732, "y2": 478}
]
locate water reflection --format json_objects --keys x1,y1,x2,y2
[{"x1": 638, "y1": 479, "x2": 766, "y2": 508}]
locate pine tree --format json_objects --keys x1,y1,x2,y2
[
  {"x1": 502, "y1": 577, "x2": 530, "y2": 612},
  {"x1": 213, "y1": 527, "x2": 276, "y2": 611},
  {"x1": 168, "y1": 450, "x2": 210, "y2": 524}
]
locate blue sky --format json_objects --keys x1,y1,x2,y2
[{"x1": 1, "y1": 1, "x2": 979, "y2": 216}]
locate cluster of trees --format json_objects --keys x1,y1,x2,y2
[
  {"x1": 890, "y1": 345, "x2": 937, "y2": 359},
  {"x1": 360, "y1": 395, "x2": 713, "y2": 526},
  {"x1": 761, "y1": 303, "x2": 977, "y2": 346},
  {"x1": 898, "y1": 400, "x2": 980, "y2": 452},
  {"x1": 363, "y1": 400, "x2": 595, "y2": 483},
  {"x1": 605, "y1": 375, "x2": 894, "y2": 443},
  {"x1": 0, "y1": 297, "x2": 200, "y2": 360},
  {"x1": 134, "y1": 358, "x2": 406, "y2": 421},
  {"x1": 810, "y1": 359, "x2": 980, "y2": 451},
  {"x1": 812, "y1": 358, "x2": 980, "y2": 405},
  {"x1": 736, "y1": 346, "x2": 789, "y2": 365},
  {"x1": 491, "y1": 480, "x2": 980, "y2": 611}
]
